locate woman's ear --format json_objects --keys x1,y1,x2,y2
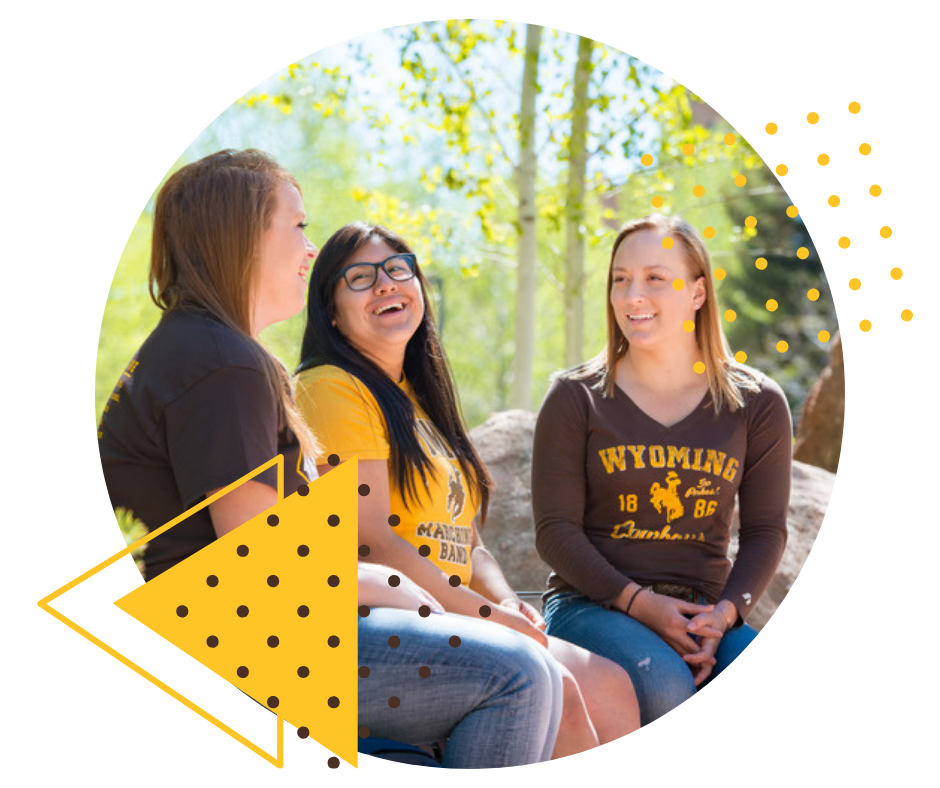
[{"x1": 693, "y1": 276, "x2": 707, "y2": 310}]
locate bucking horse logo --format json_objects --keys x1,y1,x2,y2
[
  {"x1": 650, "y1": 471, "x2": 684, "y2": 523},
  {"x1": 446, "y1": 465, "x2": 466, "y2": 523}
]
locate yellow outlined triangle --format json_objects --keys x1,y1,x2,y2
[{"x1": 38, "y1": 455, "x2": 358, "y2": 768}]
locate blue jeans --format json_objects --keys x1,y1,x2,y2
[
  {"x1": 543, "y1": 592, "x2": 757, "y2": 726},
  {"x1": 359, "y1": 608, "x2": 563, "y2": 768}
]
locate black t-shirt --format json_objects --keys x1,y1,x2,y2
[{"x1": 98, "y1": 308, "x2": 307, "y2": 580}]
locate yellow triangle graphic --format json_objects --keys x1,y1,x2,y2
[{"x1": 40, "y1": 455, "x2": 358, "y2": 768}]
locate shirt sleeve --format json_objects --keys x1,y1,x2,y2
[
  {"x1": 720, "y1": 377, "x2": 792, "y2": 620},
  {"x1": 163, "y1": 365, "x2": 282, "y2": 509},
  {"x1": 294, "y1": 368, "x2": 390, "y2": 465},
  {"x1": 532, "y1": 377, "x2": 632, "y2": 606}
]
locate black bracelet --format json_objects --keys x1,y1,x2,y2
[{"x1": 624, "y1": 586, "x2": 644, "y2": 617}]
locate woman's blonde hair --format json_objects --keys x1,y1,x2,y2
[
  {"x1": 150, "y1": 149, "x2": 319, "y2": 459},
  {"x1": 594, "y1": 213, "x2": 759, "y2": 411}
]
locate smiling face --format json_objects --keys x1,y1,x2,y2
[
  {"x1": 609, "y1": 228, "x2": 705, "y2": 352},
  {"x1": 331, "y1": 237, "x2": 425, "y2": 376},
  {"x1": 251, "y1": 181, "x2": 317, "y2": 336}
]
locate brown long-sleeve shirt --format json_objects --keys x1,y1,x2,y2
[{"x1": 532, "y1": 370, "x2": 791, "y2": 620}]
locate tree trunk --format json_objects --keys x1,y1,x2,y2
[
  {"x1": 564, "y1": 36, "x2": 593, "y2": 368},
  {"x1": 511, "y1": 24, "x2": 541, "y2": 411}
]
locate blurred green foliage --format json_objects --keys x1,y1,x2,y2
[
  {"x1": 95, "y1": 21, "x2": 834, "y2": 434},
  {"x1": 115, "y1": 507, "x2": 148, "y2": 574}
]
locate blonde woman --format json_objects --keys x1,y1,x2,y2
[{"x1": 533, "y1": 215, "x2": 791, "y2": 725}]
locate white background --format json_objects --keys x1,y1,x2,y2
[{"x1": 4, "y1": 0, "x2": 937, "y2": 785}]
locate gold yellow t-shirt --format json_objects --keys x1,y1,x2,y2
[{"x1": 294, "y1": 365, "x2": 476, "y2": 586}]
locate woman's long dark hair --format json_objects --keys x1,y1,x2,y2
[{"x1": 297, "y1": 222, "x2": 491, "y2": 521}]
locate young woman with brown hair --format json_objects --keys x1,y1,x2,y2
[
  {"x1": 98, "y1": 148, "x2": 319, "y2": 579},
  {"x1": 533, "y1": 214, "x2": 792, "y2": 725}
]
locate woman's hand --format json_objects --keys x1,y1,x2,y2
[
  {"x1": 682, "y1": 601, "x2": 737, "y2": 685},
  {"x1": 489, "y1": 603, "x2": 550, "y2": 648},
  {"x1": 629, "y1": 591, "x2": 715, "y2": 656},
  {"x1": 500, "y1": 597, "x2": 547, "y2": 631}
]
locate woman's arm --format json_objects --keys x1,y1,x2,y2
[
  {"x1": 322, "y1": 459, "x2": 548, "y2": 646},
  {"x1": 469, "y1": 525, "x2": 545, "y2": 629},
  {"x1": 207, "y1": 480, "x2": 278, "y2": 537},
  {"x1": 719, "y1": 377, "x2": 792, "y2": 621},
  {"x1": 532, "y1": 378, "x2": 635, "y2": 607},
  {"x1": 358, "y1": 563, "x2": 444, "y2": 612}
]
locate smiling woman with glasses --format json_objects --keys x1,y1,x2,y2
[{"x1": 293, "y1": 221, "x2": 639, "y2": 763}]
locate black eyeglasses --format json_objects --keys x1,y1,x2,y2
[{"x1": 335, "y1": 254, "x2": 417, "y2": 291}]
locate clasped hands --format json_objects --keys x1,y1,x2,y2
[{"x1": 620, "y1": 585, "x2": 736, "y2": 686}]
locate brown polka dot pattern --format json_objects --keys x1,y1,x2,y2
[
  {"x1": 298, "y1": 727, "x2": 310, "y2": 739},
  {"x1": 328, "y1": 454, "x2": 340, "y2": 466},
  {"x1": 296, "y1": 484, "x2": 309, "y2": 496},
  {"x1": 388, "y1": 515, "x2": 400, "y2": 526},
  {"x1": 448, "y1": 575, "x2": 461, "y2": 587},
  {"x1": 327, "y1": 696, "x2": 340, "y2": 708},
  {"x1": 111, "y1": 459, "x2": 360, "y2": 767},
  {"x1": 418, "y1": 605, "x2": 431, "y2": 617},
  {"x1": 449, "y1": 636, "x2": 461, "y2": 648},
  {"x1": 387, "y1": 575, "x2": 400, "y2": 587},
  {"x1": 419, "y1": 666, "x2": 431, "y2": 678},
  {"x1": 479, "y1": 605, "x2": 491, "y2": 617},
  {"x1": 358, "y1": 484, "x2": 370, "y2": 496},
  {"x1": 358, "y1": 605, "x2": 370, "y2": 618},
  {"x1": 388, "y1": 636, "x2": 401, "y2": 648},
  {"x1": 328, "y1": 757, "x2": 340, "y2": 769},
  {"x1": 358, "y1": 545, "x2": 370, "y2": 558},
  {"x1": 359, "y1": 666, "x2": 371, "y2": 678},
  {"x1": 418, "y1": 545, "x2": 431, "y2": 557},
  {"x1": 358, "y1": 726, "x2": 370, "y2": 739},
  {"x1": 388, "y1": 697, "x2": 400, "y2": 708}
]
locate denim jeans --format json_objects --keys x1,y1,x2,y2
[
  {"x1": 359, "y1": 608, "x2": 563, "y2": 768},
  {"x1": 543, "y1": 592, "x2": 757, "y2": 726}
]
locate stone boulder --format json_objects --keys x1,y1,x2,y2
[
  {"x1": 471, "y1": 411, "x2": 835, "y2": 632},
  {"x1": 471, "y1": 410, "x2": 551, "y2": 593},
  {"x1": 729, "y1": 460, "x2": 834, "y2": 630},
  {"x1": 794, "y1": 330, "x2": 844, "y2": 473}
]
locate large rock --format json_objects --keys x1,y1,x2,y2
[
  {"x1": 471, "y1": 410, "x2": 551, "y2": 592},
  {"x1": 472, "y1": 411, "x2": 835, "y2": 632},
  {"x1": 729, "y1": 460, "x2": 834, "y2": 630},
  {"x1": 794, "y1": 330, "x2": 844, "y2": 473}
]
